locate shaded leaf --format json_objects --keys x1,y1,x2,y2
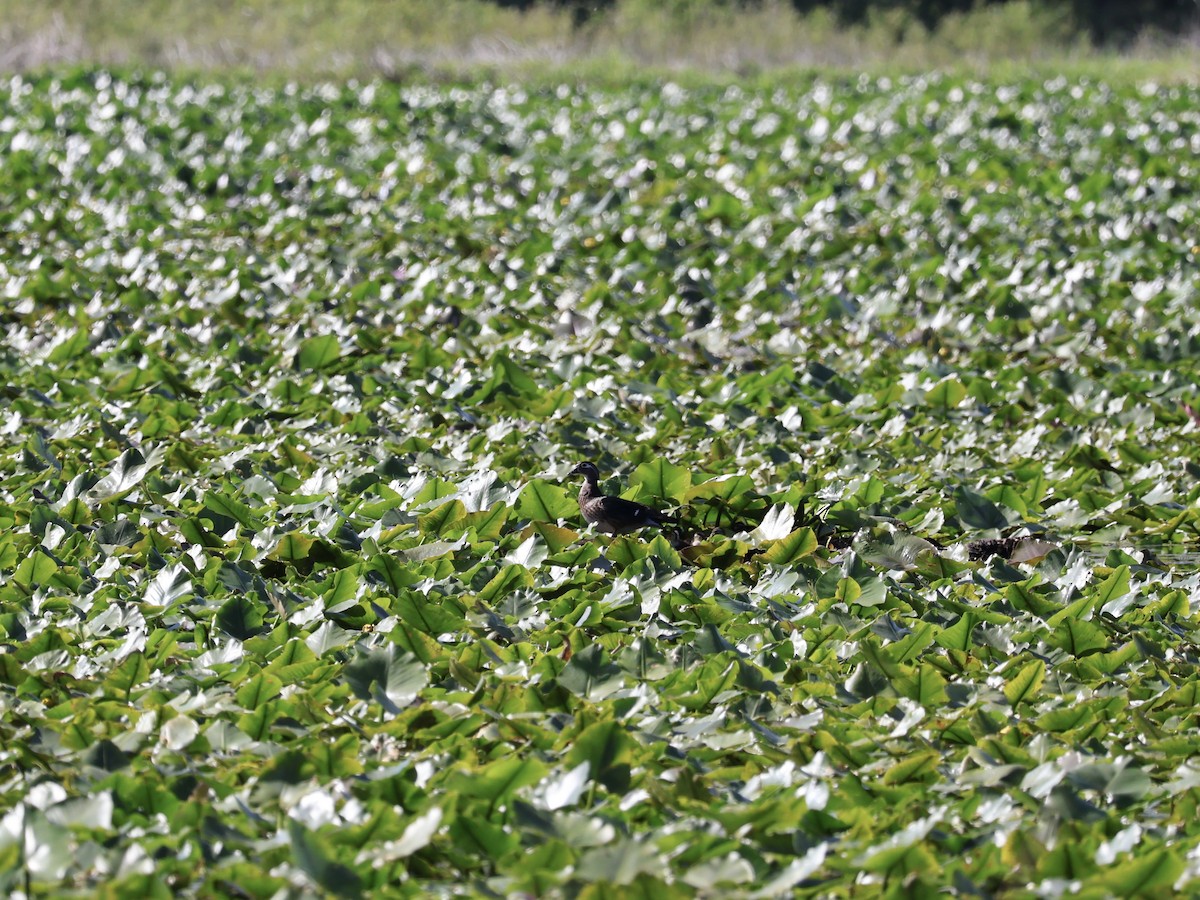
[
  {"x1": 558, "y1": 643, "x2": 624, "y2": 701},
  {"x1": 216, "y1": 595, "x2": 265, "y2": 640},
  {"x1": 953, "y1": 486, "x2": 1008, "y2": 530},
  {"x1": 566, "y1": 721, "x2": 637, "y2": 792},
  {"x1": 288, "y1": 821, "x2": 362, "y2": 898}
]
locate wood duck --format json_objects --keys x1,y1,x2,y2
[{"x1": 569, "y1": 462, "x2": 674, "y2": 535}]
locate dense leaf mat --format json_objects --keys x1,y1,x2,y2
[{"x1": 2, "y1": 70, "x2": 1200, "y2": 896}]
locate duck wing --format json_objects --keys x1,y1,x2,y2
[{"x1": 596, "y1": 495, "x2": 672, "y2": 532}]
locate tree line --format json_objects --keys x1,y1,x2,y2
[{"x1": 496, "y1": 0, "x2": 1199, "y2": 46}]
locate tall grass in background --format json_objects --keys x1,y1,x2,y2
[{"x1": 0, "y1": 0, "x2": 1195, "y2": 78}]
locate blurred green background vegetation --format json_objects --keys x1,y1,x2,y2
[{"x1": 0, "y1": 0, "x2": 1196, "y2": 77}]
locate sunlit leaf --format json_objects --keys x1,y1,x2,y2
[
  {"x1": 894, "y1": 664, "x2": 948, "y2": 707},
  {"x1": 418, "y1": 499, "x2": 467, "y2": 535},
  {"x1": 273, "y1": 532, "x2": 316, "y2": 561},
  {"x1": 630, "y1": 458, "x2": 692, "y2": 503},
  {"x1": 760, "y1": 527, "x2": 818, "y2": 565},
  {"x1": 1093, "y1": 565, "x2": 1131, "y2": 609},
  {"x1": 144, "y1": 564, "x2": 193, "y2": 606},
  {"x1": 882, "y1": 750, "x2": 941, "y2": 784},
  {"x1": 1086, "y1": 847, "x2": 1182, "y2": 897},
  {"x1": 297, "y1": 334, "x2": 342, "y2": 370},
  {"x1": 1004, "y1": 660, "x2": 1045, "y2": 707},
  {"x1": 236, "y1": 671, "x2": 283, "y2": 709},
  {"x1": 89, "y1": 447, "x2": 165, "y2": 501},
  {"x1": 926, "y1": 377, "x2": 967, "y2": 409},
  {"x1": 161, "y1": 714, "x2": 199, "y2": 751},
  {"x1": 1048, "y1": 618, "x2": 1109, "y2": 656},
  {"x1": 357, "y1": 807, "x2": 443, "y2": 866},
  {"x1": 518, "y1": 479, "x2": 577, "y2": 522},
  {"x1": 749, "y1": 503, "x2": 795, "y2": 543},
  {"x1": 204, "y1": 490, "x2": 264, "y2": 530},
  {"x1": 449, "y1": 755, "x2": 547, "y2": 802},
  {"x1": 13, "y1": 549, "x2": 59, "y2": 589},
  {"x1": 857, "y1": 531, "x2": 937, "y2": 570},
  {"x1": 343, "y1": 646, "x2": 427, "y2": 713}
]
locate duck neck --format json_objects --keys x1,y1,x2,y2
[{"x1": 578, "y1": 476, "x2": 600, "y2": 502}]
